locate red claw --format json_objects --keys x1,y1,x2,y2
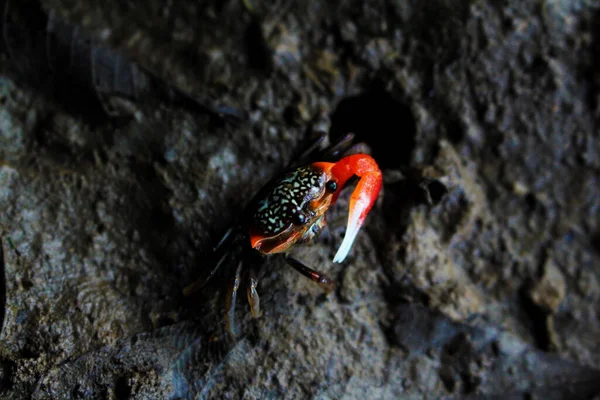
[{"x1": 314, "y1": 154, "x2": 382, "y2": 262}]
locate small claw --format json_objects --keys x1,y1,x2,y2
[
  {"x1": 330, "y1": 154, "x2": 382, "y2": 263},
  {"x1": 332, "y1": 199, "x2": 364, "y2": 263}
]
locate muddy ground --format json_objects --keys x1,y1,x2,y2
[{"x1": 1, "y1": 0, "x2": 599, "y2": 398}]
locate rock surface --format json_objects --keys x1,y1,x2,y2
[{"x1": 1, "y1": 0, "x2": 600, "y2": 398}]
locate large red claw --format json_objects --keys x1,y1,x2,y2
[{"x1": 329, "y1": 154, "x2": 382, "y2": 263}]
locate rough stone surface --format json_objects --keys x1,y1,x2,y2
[{"x1": 1, "y1": 0, "x2": 600, "y2": 398}]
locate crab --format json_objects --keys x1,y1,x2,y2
[{"x1": 184, "y1": 134, "x2": 383, "y2": 336}]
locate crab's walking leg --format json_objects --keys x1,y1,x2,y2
[
  {"x1": 246, "y1": 267, "x2": 261, "y2": 318},
  {"x1": 225, "y1": 261, "x2": 243, "y2": 337},
  {"x1": 183, "y1": 250, "x2": 228, "y2": 296},
  {"x1": 285, "y1": 255, "x2": 335, "y2": 293},
  {"x1": 329, "y1": 154, "x2": 382, "y2": 263},
  {"x1": 183, "y1": 227, "x2": 239, "y2": 296}
]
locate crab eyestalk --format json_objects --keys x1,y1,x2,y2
[{"x1": 327, "y1": 154, "x2": 382, "y2": 262}]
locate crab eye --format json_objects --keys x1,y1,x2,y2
[
  {"x1": 326, "y1": 180, "x2": 337, "y2": 193},
  {"x1": 293, "y1": 211, "x2": 307, "y2": 225}
]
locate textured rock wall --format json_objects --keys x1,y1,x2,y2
[{"x1": 0, "y1": 0, "x2": 599, "y2": 398}]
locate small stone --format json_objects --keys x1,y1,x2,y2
[
  {"x1": 529, "y1": 257, "x2": 566, "y2": 314},
  {"x1": 512, "y1": 181, "x2": 529, "y2": 196}
]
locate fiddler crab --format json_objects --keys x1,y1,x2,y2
[{"x1": 184, "y1": 133, "x2": 382, "y2": 337}]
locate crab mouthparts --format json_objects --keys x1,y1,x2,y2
[{"x1": 333, "y1": 199, "x2": 367, "y2": 263}]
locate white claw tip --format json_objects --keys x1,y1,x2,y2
[{"x1": 333, "y1": 203, "x2": 364, "y2": 263}]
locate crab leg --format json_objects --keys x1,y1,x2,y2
[
  {"x1": 285, "y1": 255, "x2": 335, "y2": 293},
  {"x1": 246, "y1": 267, "x2": 261, "y2": 318},
  {"x1": 328, "y1": 154, "x2": 382, "y2": 263},
  {"x1": 225, "y1": 261, "x2": 243, "y2": 337}
]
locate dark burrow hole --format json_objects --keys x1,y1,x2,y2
[
  {"x1": 519, "y1": 280, "x2": 552, "y2": 352},
  {"x1": 244, "y1": 19, "x2": 273, "y2": 76},
  {"x1": 426, "y1": 180, "x2": 449, "y2": 205},
  {"x1": 581, "y1": 8, "x2": 600, "y2": 115},
  {"x1": 330, "y1": 81, "x2": 416, "y2": 169},
  {"x1": 114, "y1": 375, "x2": 132, "y2": 399},
  {"x1": 444, "y1": 115, "x2": 465, "y2": 144},
  {"x1": 592, "y1": 231, "x2": 600, "y2": 255},
  {"x1": 0, "y1": 359, "x2": 15, "y2": 391}
]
